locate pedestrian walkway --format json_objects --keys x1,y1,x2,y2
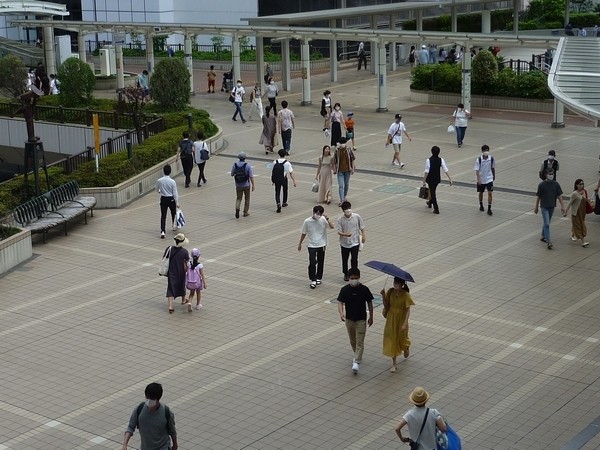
[{"x1": 1, "y1": 54, "x2": 600, "y2": 450}]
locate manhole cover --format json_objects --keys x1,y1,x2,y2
[
  {"x1": 373, "y1": 185, "x2": 414, "y2": 195},
  {"x1": 329, "y1": 294, "x2": 383, "y2": 308}
]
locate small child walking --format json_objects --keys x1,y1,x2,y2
[
  {"x1": 345, "y1": 112, "x2": 356, "y2": 150},
  {"x1": 185, "y1": 248, "x2": 207, "y2": 313}
]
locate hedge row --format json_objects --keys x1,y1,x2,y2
[
  {"x1": 505, "y1": 13, "x2": 600, "y2": 30},
  {"x1": 402, "y1": 10, "x2": 513, "y2": 32}
]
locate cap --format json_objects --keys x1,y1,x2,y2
[
  {"x1": 421, "y1": 45, "x2": 427, "y2": 49},
  {"x1": 395, "y1": 113, "x2": 402, "y2": 120},
  {"x1": 238, "y1": 151, "x2": 246, "y2": 159},
  {"x1": 347, "y1": 111, "x2": 354, "y2": 116}
]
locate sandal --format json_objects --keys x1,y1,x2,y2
[
  {"x1": 169, "y1": 308, "x2": 174, "y2": 314},
  {"x1": 390, "y1": 365, "x2": 397, "y2": 373},
  {"x1": 182, "y1": 298, "x2": 189, "y2": 305},
  {"x1": 404, "y1": 348, "x2": 410, "y2": 358}
]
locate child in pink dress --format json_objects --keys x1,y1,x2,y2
[{"x1": 185, "y1": 248, "x2": 207, "y2": 312}]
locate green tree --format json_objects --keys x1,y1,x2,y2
[
  {"x1": 524, "y1": 0, "x2": 565, "y2": 23},
  {"x1": 119, "y1": 85, "x2": 148, "y2": 146},
  {"x1": 472, "y1": 50, "x2": 498, "y2": 95},
  {"x1": 153, "y1": 36, "x2": 167, "y2": 53},
  {"x1": 56, "y1": 57, "x2": 96, "y2": 107},
  {"x1": 150, "y1": 58, "x2": 190, "y2": 111},
  {"x1": 0, "y1": 54, "x2": 28, "y2": 98}
]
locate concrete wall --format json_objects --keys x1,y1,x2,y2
[
  {"x1": 410, "y1": 90, "x2": 554, "y2": 113},
  {"x1": 0, "y1": 118, "x2": 127, "y2": 155},
  {"x1": 0, "y1": 229, "x2": 32, "y2": 275}
]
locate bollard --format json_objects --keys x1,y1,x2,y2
[
  {"x1": 126, "y1": 136, "x2": 133, "y2": 159},
  {"x1": 187, "y1": 112, "x2": 193, "y2": 130}
]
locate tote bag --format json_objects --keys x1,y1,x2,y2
[{"x1": 159, "y1": 246, "x2": 172, "y2": 277}]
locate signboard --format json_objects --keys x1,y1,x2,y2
[
  {"x1": 93, "y1": 114, "x2": 100, "y2": 154},
  {"x1": 112, "y1": 33, "x2": 126, "y2": 44}
]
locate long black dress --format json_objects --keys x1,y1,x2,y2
[{"x1": 164, "y1": 246, "x2": 189, "y2": 298}]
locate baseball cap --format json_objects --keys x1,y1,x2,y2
[
  {"x1": 238, "y1": 151, "x2": 246, "y2": 159},
  {"x1": 347, "y1": 111, "x2": 354, "y2": 116},
  {"x1": 421, "y1": 45, "x2": 427, "y2": 49},
  {"x1": 395, "y1": 113, "x2": 402, "y2": 120}
]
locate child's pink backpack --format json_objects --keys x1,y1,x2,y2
[{"x1": 186, "y1": 264, "x2": 202, "y2": 290}]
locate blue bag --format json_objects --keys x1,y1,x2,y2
[{"x1": 437, "y1": 423, "x2": 461, "y2": 450}]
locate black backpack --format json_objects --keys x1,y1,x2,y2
[
  {"x1": 233, "y1": 162, "x2": 248, "y2": 183},
  {"x1": 271, "y1": 159, "x2": 286, "y2": 184},
  {"x1": 135, "y1": 402, "x2": 171, "y2": 430},
  {"x1": 409, "y1": 51, "x2": 415, "y2": 63}
]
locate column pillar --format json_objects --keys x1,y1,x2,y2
[
  {"x1": 416, "y1": 10, "x2": 423, "y2": 31},
  {"x1": 256, "y1": 37, "x2": 264, "y2": 87},
  {"x1": 281, "y1": 39, "x2": 291, "y2": 91},
  {"x1": 232, "y1": 35, "x2": 240, "y2": 85},
  {"x1": 146, "y1": 33, "x2": 154, "y2": 74},
  {"x1": 513, "y1": 0, "x2": 520, "y2": 33},
  {"x1": 564, "y1": 0, "x2": 570, "y2": 26},
  {"x1": 329, "y1": 19, "x2": 338, "y2": 82},
  {"x1": 551, "y1": 99, "x2": 565, "y2": 128},
  {"x1": 370, "y1": 15, "x2": 378, "y2": 74},
  {"x1": 43, "y1": 25, "x2": 56, "y2": 76},
  {"x1": 184, "y1": 35, "x2": 194, "y2": 95},
  {"x1": 377, "y1": 41, "x2": 388, "y2": 112},
  {"x1": 300, "y1": 39, "x2": 311, "y2": 106},
  {"x1": 116, "y1": 43, "x2": 124, "y2": 89},
  {"x1": 77, "y1": 32, "x2": 86, "y2": 62},
  {"x1": 460, "y1": 41, "x2": 471, "y2": 112},
  {"x1": 482, "y1": 9, "x2": 491, "y2": 34},
  {"x1": 451, "y1": 7, "x2": 457, "y2": 32},
  {"x1": 389, "y1": 14, "x2": 397, "y2": 71}
]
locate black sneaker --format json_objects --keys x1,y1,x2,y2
[
  {"x1": 276, "y1": 205, "x2": 281, "y2": 213},
  {"x1": 487, "y1": 209, "x2": 493, "y2": 216},
  {"x1": 235, "y1": 209, "x2": 240, "y2": 219},
  {"x1": 479, "y1": 204, "x2": 485, "y2": 212}
]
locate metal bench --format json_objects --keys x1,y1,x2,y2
[{"x1": 13, "y1": 180, "x2": 97, "y2": 243}]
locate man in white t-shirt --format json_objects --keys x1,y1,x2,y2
[
  {"x1": 298, "y1": 206, "x2": 335, "y2": 289},
  {"x1": 231, "y1": 79, "x2": 246, "y2": 123},
  {"x1": 474, "y1": 144, "x2": 496, "y2": 215},
  {"x1": 386, "y1": 114, "x2": 412, "y2": 167},
  {"x1": 272, "y1": 148, "x2": 297, "y2": 213}
]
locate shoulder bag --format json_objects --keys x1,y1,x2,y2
[
  {"x1": 410, "y1": 408, "x2": 429, "y2": 450},
  {"x1": 584, "y1": 189, "x2": 594, "y2": 214},
  {"x1": 159, "y1": 246, "x2": 172, "y2": 277},
  {"x1": 229, "y1": 88, "x2": 236, "y2": 103}
]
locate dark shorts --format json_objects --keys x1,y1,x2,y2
[{"x1": 477, "y1": 182, "x2": 493, "y2": 192}]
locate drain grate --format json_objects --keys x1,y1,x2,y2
[
  {"x1": 373, "y1": 185, "x2": 415, "y2": 195},
  {"x1": 330, "y1": 294, "x2": 383, "y2": 308}
]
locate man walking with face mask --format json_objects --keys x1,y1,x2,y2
[
  {"x1": 534, "y1": 168, "x2": 565, "y2": 250},
  {"x1": 336, "y1": 201, "x2": 366, "y2": 282},
  {"x1": 123, "y1": 382, "x2": 178, "y2": 450},
  {"x1": 475, "y1": 144, "x2": 495, "y2": 215},
  {"x1": 298, "y1": 205, "x2": 335, "y2": 289}
]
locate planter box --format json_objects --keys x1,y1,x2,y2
[
  {"x1": 410, "y1": 90, "x2": 554, "y2": 113},
  {"x1": 80, "y1": 125, "x2": 223, "y2": 209},
  {"x1": 0, "y1": 229, "x2": 32, "y2": 275}
]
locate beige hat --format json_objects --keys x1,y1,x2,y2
[
  {"x1": 173, "y1": 233, "x2": 189, "y2": 247},
  {"x1": 409, "y1": 387, "x2": 430, "y2": 406}
]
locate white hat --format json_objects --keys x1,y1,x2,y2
[{"x1": 421, "y1": 45, "x2": 427, "y2": 49}]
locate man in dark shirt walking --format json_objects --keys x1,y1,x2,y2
[
  {"x1": 337, "y1": 268, "x2": 374, "y2": 374},
  {"x1": 534, "y1": 168, "x2": 565, "y2": 249}
]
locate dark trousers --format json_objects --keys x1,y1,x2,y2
[
  {"x1": 358, "y1": 54, "x2": 367, "y2": 70},
  {"x1": 181, "y1": 155, "x2": 193, "y2": 187},
  {"x1": 341, "y1": 245, "x2": 360, "y2": 276},
  {"x1": 429, "y1": 181, "x2": 439, "y2": 212},
  {"x1": 196, "y1": 162, "x2": 206, "y2": 184},
  {"x1": 281, "y1": 129, "x2": 292, "y2": 152},
  {"x1": 268, "y1": 97, "x2": 277, "y2": 114},
  {"x1": 275, "y1": 178, "x2": 288, "y2": 206},
  {"x1": 160, "y1": 196, "x2": 177, "y2": 233},
  {"x1": 308, "y1": 246, "x2": 325, "y2": 281}
]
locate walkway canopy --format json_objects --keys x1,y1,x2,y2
[{"x1": 0, "y1": 0, "x2": 68, "y2": 17}]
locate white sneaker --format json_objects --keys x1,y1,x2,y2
[
  {"x1": 310, "y1": 281, "x2": 317, "y2": 289},
  {"x1": 196, "y1": 304, "x2": 202, "y2": 310},
  {"x1": 392, "y1": 161, "x2": 399, "y2": 166},
  {"x1": 187, "y1": 303, "x2": 192, "y2": 313},
  {"x1": 172, "y1": 224, "x2": 178, "y2": 231},
  {"x1": 571, "y1": 236, "x2": 577, "y2": 241},
  {"x1": 352, "y1": 362, "x2": 359, "y2": 374},
  {"x1": 160, "y1": 231, "x2": 165, "y2": 239},
  {"x1": 400, "y1": 162, "x2": 405, "y2": 168}
]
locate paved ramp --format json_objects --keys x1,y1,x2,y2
[{"x1": 548, "y1": 37, "x2": 600, "y2": 126}]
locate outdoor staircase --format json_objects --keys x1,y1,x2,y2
[{"x1": 0, "y1": 36, "x2": 44, "y2": 67}]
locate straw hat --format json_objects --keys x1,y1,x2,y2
[
  {"x1": 409, "y1": 387, "x2": 430, "y2": 406},
  {"x1": 173, "y1": 233, "x2": 189, "y2": 248}
]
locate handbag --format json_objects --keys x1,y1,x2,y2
[
  {"x1": 410, "y1": 408, "x2": 429, "y2": 450},
  {"x1": 229, "y1": 88, "x2": 236, "y2": 103},
  {"x1": 447, "y1": 125, "x2": 455, "y2": 133},
  {"x1": 176, "y1": 208, "x2": 185, "y2": 228},
  {"x1": 419, "y1": 185, "x2": 430, "y2": 199},
  {"x1": 158, "y1": 246, "x2": 172, "y2": 277},
  {"x1": 437, "y1": 423, "x2": 461, "y2": 450},
  {"x1": 273, "y1": 133, "x2": 279, "y2": 148},
  {"x1": 584, "y1": 190, "x2": 594, "y2": 214},
  {"x1": 595, "y1": 193, "x2": 600, "y2": 215},
  {"x1": 311, "y1": 180, "x2": 319, "y2": 193}
]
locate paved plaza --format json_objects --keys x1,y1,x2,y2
[{"x1": 1, "y1": 59, "x2": 600, "y2": 450}]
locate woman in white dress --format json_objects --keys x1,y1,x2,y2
[{"x1": 248, "y1": 84, "x2": 263, "y2": 120}]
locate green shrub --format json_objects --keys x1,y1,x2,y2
[
  {"x1": 544, "y1": 21, "x2": 563, "y2": 28},
  {"x1": 495, "y1": 68, "x2": 517, "y2": 96},
  {"x1": 472, "y1": 50, "x2": 498, "y2": 95},
  {"x1": 410, "y1": 64, "x2": 461, "y2": 93},
  {"x1": 569, "y1": 12, "x2": 600, "y2": 27},
  {"x1": 0, "y1": 54, "x2": 28, "y2": 98},
  {"x1": 150, "y1": 59, "x2": 190, "y2": 112},
  {"x1": 56, "y1": 57, "x2": 96, "y2": 107},
  {"x1": 514, "y1": 71, "x2": 552, "y2": 99},
  {"x1": 403, "y1": 9, "x2": 513, "y2": 32},
  {"x1": 0, "y1": 166, "x2": 67, "y2": 214},
  {"x1": 0, "y1": 224, "x2": 23, "y2": 239}
]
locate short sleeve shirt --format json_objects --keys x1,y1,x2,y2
[
  {"x1": 278, "y1": 109, "x2": 295, "y2": 131},
  {"x1": 337, "y1": 284, "x2": 374, "y2": 321},
  {"x1": 301, "y1": 216, "x2": 329, "y2": 248},
  {"x1": 403, "y1": 407, "x2": 441, "y2": 450},
  {"x1": 388, "y1": 122, "x2": 406, "y2": 144},
  {"x1": 231, "y1": 161, "x2": 253, "y2": 188},
  {"x1": 233, "y1": 86, "x2": 245, "y2": 102},
  {"x1": 336, "y1": 213, "x2": 364, "y2": 248},
  {"x1": 536, "y1": 180, "x2": 563, "y2": 208},
  {"x1": 273, "y1": 158, "x2": 293, "y2": 177},
  {"x1": 345, "y1": 118, "x2": 355, "y2": 131},
  {"x1": 474, "y1": 155, "x2": 495, "y2": 184}
]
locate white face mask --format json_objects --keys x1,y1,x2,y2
[
  {"x1": 547, "y1": 174, "x2": 554, "y2": 181},
  {"x1": 237, "y1": 83, "x2": 242, "y2": 87},
  {"x1": 314, "y1": 214, "x2": 321, "y2": 220},
  {"x1": 482, "y1": 151, "x2": 489, "y2": 157},
  {"x1": 349, "y1": 279, "x2": 359, "y2": 287},
  {"x1": 548, "y1": 155, "x2": 554, "y2": 160},
  {"x1": 146, "y1": 399, "x2": 157, "y2": 408},
  {"x1": 335, "y1": 106, "x2": 340, "y2": 111},
  {"x1": 344, "y1": 209, "x2": 352, "y2": 217},
  {"x1": 270, "y1": 81, "x2": 274, "y2": 85}
]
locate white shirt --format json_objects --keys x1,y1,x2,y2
[
  {"x1": 453, "y1": 109, "x2": 469, "y2": 127},
  {"x1": 278, "y1": 108, "x2": 295, "y2": 131},
  {"x1": 155, "y1": 175, "x2": 179, "y2": 202},
  {"x1": 578, "y1": 28, "x2": 587, "y2": 36},
  {"x1": 301, "y1": 216, "x2": 329, "y2": 248},
  {"x1": 358, "y1": 42, "x2": 364, "y2": 52},
  {"x1": 273, "y1": 158, "x2": 293, "y2": 177},
  {"x1": 403, "y1": 407, "x2": 442, "y2": 450},
  {"x1": 193, "y1": 141, "x2": 208, "y2": 164},
  {"x1": 424, "y1": 158, "x2": 449, "y2": 173},
  {"x1": 336, "y1": 213, "x2": 365, "y2": 249},
  {"x1": 387, "y1": 121, "x2": 406, "y2": 144},
  {"x1": 474, "y1": 155, "x2": 495, "y2": 184},
  {"x1": 50, "y1": 79, "x2": 59, "y2": 95},
  {"x1": 233, "y1": 85, "x2": 245, "y2": 102}
]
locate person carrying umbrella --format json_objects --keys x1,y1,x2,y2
[{"x1": 381, "y1": 277, "x2": 415, "y2": 373}]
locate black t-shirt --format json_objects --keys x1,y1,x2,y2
[{"x1": 337, "y1": 284, "x2": 374, "y2": 321}]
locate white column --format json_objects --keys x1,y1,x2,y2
[
  {"x1": 551, "y1": 99, "x2": 565, "y2": 128},
  {"x1": 256, "y1": 37, "x2": 264, "y2": 88},
  {"x1": 146, "y1": 33, "x2": 154, "y2": 74},
  {"x1": 184, "y1": 35, "x2": 194, "y2": 95},
  {"x1": 43, "y1": 25, "x2": 56, "y2": 75},
  {"x1": 329, "y1": 19, "x2": 338, "y2": 82},
  {"x1": 416, "y1": 10, "x2": 423, "y2": 32},
  {"x1": 77, "y1": 32, "x2": 86, "y2": 62},
  {"x1": 282, "y1": 39, "x2": 291, "y2": 91},
  {"x1": 300, "y1": 40, "x2": 311, "y2": 106},
  {"x1": 116, "y1": 43, "x2": 124, "y2": 89},
  {"x1": 232, "y1": 35, "x2": 240, "y2": 85},
  {"x1": 513, "y1": 0, "x2": 520, "y2": 33},
  {"x1": 376, "y1": 41, "x2": 388, "y2": 112},
  {"x1": 370, "y1": 15, "x2": 377, "y2": 74},
  {"x1": 482, "y1": 9, "x2": 491, "y2": 34},
  {"x1": 389, "y1": 14, "x2": 397, "y2": 71},
  {"x1": 460, "y1": 41, "x2": 471, "y2": 112},
  {"x1": 451, "y1": 7, "x2": 457, "y2": 32}
]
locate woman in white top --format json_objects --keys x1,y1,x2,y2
[
  {"x1": 263, "y1": 77, "x2": 279, "y2": 115},
  {"x1": 193, "y1": 131, "x2": 209, "y2": 186},
  {"x1": 329, "y1": 102, "x2": 346, "y2": 147},
  {"x1": 396, "y1": 387, "x2": 446, "y2": 450},
  {"x1": 451, "y1": 103, "x2": 471, "y2": 148},
  {"x1": 248, "y1": 83, "x2": 263, "y2": 120}
]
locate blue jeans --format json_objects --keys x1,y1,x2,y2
[
  {"x1": 541, "y1": 207, "x2": 554, "y2": 243},
  {"x1": 233, "y1": 101, "x2": 245, "y2": 121},
  {"x1": 337, "y1": 171, "x2": 351, "y2": 202},
  {"x1": 456, "y1": 126, "x2": 467, "y2": 145},
  {"x1": 281, "y1": 129, "x2": 292, "y2": 152}
]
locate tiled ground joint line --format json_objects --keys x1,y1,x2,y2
[
  {"x1": 346, "y1": 283, "x2": 600, "y2": 449},
  {"x1": 0, "y1": 303, "x2": 323, "y2": 449}
]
